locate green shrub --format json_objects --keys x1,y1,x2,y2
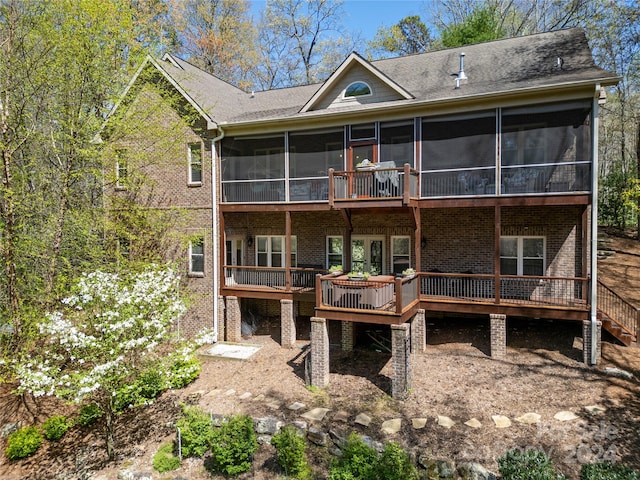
[
  {"x1": 152, "y1": 442, "x2": 181, "y2": 473},
  {"x1": 114, "y1": 366, "x2": 167, "y2": 411},
  {"x1": 176, "y1": 405, "x2": 213, "y2": 458},
  {"x1": 5, "y1": 426, "x2": 43, "y2": 460},
  {"x1": 207, "y1": 415, "x2": 258, "y2": 477},
  {"x1": 499, "y1": 449, "x2": 565, "y2": 480},
  {"x1": 271, "y1": 426, "x2": 312, "y2": 479},
  {"x1": 330, "y1": 433, "x2": 379, "y2": 480},
  {"x1": 78, "y1": 403, "x2": 103, "y2": 427},
  {"x1": 581, "y1": 462, "x2": 640, "y2": 480},
  {"x1": 42, "y1": 415, "x2": 71, "y2": 441},
  {"x1": 378, "y1": 442, "x2": 419, "y2": 480},
  {"x1": 166, "y1": 347, "x2": 201, "y2": 389}
]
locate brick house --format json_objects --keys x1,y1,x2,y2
[{"x1": 105, "y1": 28, "x2": 630, "y2": 398}]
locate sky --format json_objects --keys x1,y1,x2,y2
[{"x1": 250, "y1": 0, "x2": 433, "y2": 44}]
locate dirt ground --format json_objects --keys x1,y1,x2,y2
[{"x1": 1, "y1": 233, "x2": 639, "y2": 480}]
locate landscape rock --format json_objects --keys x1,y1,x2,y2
[
  {"x1": 256, "y1": 434, "x2": 272, "y2": 445},
  {"x1": 412, "y1": 418, "x2": 428, "y2": 429},
  {"x1": 254, "y1": 416, "x2": 283, "y2": 435},
  {"x1": 291, "y1": 420, "x2": 307, "y2": 433},
  {"x1": 329, "y1": 428, "x2": 347, "y2": 448},
  {"x1": 1, "y1": 422, "x2": 21, "y2": 438},
  {"x1": 491, "y1": 415, "x2": 511, "y2": 428},
  {"x1": 464, "y1": 418, "x2": 482, "y2": 429},
  {"x1": 437, "y1": 415, "x2": 456, "y2": 428},
  {"x1": 354, "y1": 413, "x2": 372, "y2": 427},
  {"x1": 605, "y1": 367, "x2": 634, "y2": 380},
  {"x1": 514, "y1": 413, "x2": 541, "y2": 424},
  {"x1": 361, "y1": 435, "x2": 384, "y2": 452},
  {"x1": 307, "y1": 427, "x2": 328, "y2": 446},
  {"x1": 381, "y1": 418, "x2": 402, "y2": 434},
  {"x1": 301, "y1": 407, "x2": 330, "y2": 422},
  {"x1": 458, "y1": 462, "x2": 497, "y2": 480},
  {"x1": 419, "y1": 456, "x2": 457, "y2": 479},
  {"x1": 554, "y1": 411, "x2": 579, "y2": 421}
]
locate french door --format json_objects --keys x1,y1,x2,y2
[{"x1": 351, "y1": 236, "x2": 384, "y2": 275}]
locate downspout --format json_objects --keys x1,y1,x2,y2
[
  {"x1": 590, "y1": 85, "x2": 600, "y2": 365},
  {"x1": 211, "y1": 126, "x2": 225, "y2": 343}
]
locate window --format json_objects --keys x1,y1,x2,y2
[
  {"x1": 500, "y1": 236, "x2": 545, "y2": 276},
  {"x1": 391, "y1": 236, "x2": 411, "y2": 274},
  {"x1": 256, "y1": 236, "x2": 297, "y2": 267},
  {"x1": 188, "y1": 142, "x2": 203, "y2": 184},
  {"x1": 189, "y1": 236, "x2": 205, "y2": 276},
  {"x1": 116, "y1": 151, "x2": 127, "y2": 189},
  {"x1": 344, "y1": 81, "x2": 371, "y2": 98},
  {"x1": 225, "y1": 238, "x2": 243, "y2": 266},
  {"x1": 327, "y1": 236, "x2": 343, "y2": 268}
]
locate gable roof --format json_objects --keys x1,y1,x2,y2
[
  {"x1": 300, "y1": 52, "x2": 414, "y2": 113},
  {"x1": 111, "y1": 28, "x2": 618, "y2": 133}
]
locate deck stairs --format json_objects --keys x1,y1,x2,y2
[{"x1": 597, "y1": 280, "x2": 638, "y2": 347}]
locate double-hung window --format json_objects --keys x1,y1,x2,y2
[
  {"x1": 189, "y1": 236, "x2": 205, "y2": 276},
  {"x1": 327, "y1": 236, "x2": 343, "y2": 268},
  {"x1": 115, "y1": 150, "x2": 127, "y2": 189},
  {"x1": 188, "y1": 142, "x2": 203, "y2": 185},
  {"x1": 391, "y1": 236, "x2": 411, "y2": 274},
  {"x1": 256, "y1": 236, "x2": 297, "y2": 267},
  {"x1": 500, "y1": 236, "x2": 545, "y2": 276}
]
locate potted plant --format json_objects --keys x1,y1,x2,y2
[
  {"x1": 329, "y1": 265, "x2": 343, "y2": 275},
  {"x1": 401, "y1": 268, "x2": 416, "y2": 278},
  {"x1": 347, "y1": 271, "x2": 370, "y2": 281}
]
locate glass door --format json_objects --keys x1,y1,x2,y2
[{"x1": 351, "y1": 236, "x2": 384, "y2": 275}]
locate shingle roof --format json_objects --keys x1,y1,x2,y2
[{"x1": 157, "y1": 28, "x2": 617, "y2": 127}]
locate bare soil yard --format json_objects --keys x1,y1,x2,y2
[{"x1": 1, "y1": 233, "x2": 639, "y2": 480}]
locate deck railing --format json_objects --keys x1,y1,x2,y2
[
  {"x1": 329, "y1": 164, "x2": 419, "y2": 203},
  {"x1": 224, "y1": 266, "x2": 325, "y2": 291},
  {"x1": 597, "y1": 280, "x2": 639, "y2": 336},
  {"x1": 317, "y1": 273, "x2": 420, "y2": 313},
  {"x1": 420, "y1": 272, "x2": 588, "y2": 307}
]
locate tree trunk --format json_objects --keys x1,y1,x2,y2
[{"x1": 104, "y1": 405, "x2": 115, "y2": 461}]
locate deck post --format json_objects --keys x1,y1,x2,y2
[
  {"x1": 217, "y1": 295, "x2": 226, "y2": 342},
  {"x1": 310, "y1": 317, "x2": 330, "y2": 388},
  {"x1": 341, "y1": 321, "x2": 354, "y2": 351},
  {"x1": 582, "y1": 319, "x2": 601, "y2": 365},
  {"x1": 281, "y1": 299, "x2": 296, "y2": 348},
  {"x1": 489, "y1": 313, "x2": 506, "y2": 358},
  {"x1": 226, "y1": 296, "x2": 242, "y2": 343},
  {"x1": 411, "y1": 309, "x2": 426, "y2": 354},
  {"x1": 391, "y1": 323, "x2": 411, "y2": 399}
]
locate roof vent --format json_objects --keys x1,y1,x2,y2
[{"x1": 458, "y1": 52, "x2": 467, "y2": 81}]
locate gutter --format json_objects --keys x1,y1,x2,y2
[
  {"x1": 211, "y1": 126, "x2": 225, "y2": 343},
  {"x1": 590, "y1": 85, "x2": 600, "y2": 365}
]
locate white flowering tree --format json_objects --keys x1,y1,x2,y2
[{"x1": 14, "y1": 265, "x2": 186, "y2": 460}]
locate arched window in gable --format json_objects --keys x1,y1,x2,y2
[{"x1": 344, "y1": 81, "x2": 372, "y2": 98}]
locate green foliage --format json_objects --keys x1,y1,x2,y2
[
  {"x1": 208, "y1": 415, "x2": 258, "y2": 477},
  {"x1": 5, "y1": 426, "x2": 43, "y2": 461},
  {"x1": 78, "y1": 403, "x2": 103, "y2": 427},
  {"x1": 378, "y1": 442, "x2": 419, "y2": 480},
  {"x1": 166, "y1": 347, "x2": 202, "y2": 389},
  {"x1": 601, "y1": 169, "x2": 631, "y2": 229},
  {"x1": 498, "y1": 449, "x2": 564, "y2": 480},
  {"x1": 330, "y1": 433, "x2": 378, "y2": 480},
  {"x1": 440, "y1": 5, "x2": 506, "y2": 47},
  {"x1": 581, "y1": 462, "x2": 640, "y2": 480},
  {"x1": 271, "y1": 426, "x2": 312, "y2": 479},
  {"x1": 368, "y1": 15, "x2": 431, "y2": 58},
  {"x1": 114, "y1": 366, "x2": 165, "y2": 412},
  {"x1": 42, "y1": 415, "x2": 71, "y2": 441},
  {"x1": 152, "y1": 442, "x2": 181, "y2": 473},
  {"x1": 176, "y1": 405, "x2": 213, "y2": 458}
]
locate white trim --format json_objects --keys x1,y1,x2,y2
[
  {"x1": 188, "y1": 236, "x2": 205, "y2": 277},
  {"x1": 500, "y1": 236, "x2": 546, "y2": 276},
  {"x1": 300, "y1": 52, "x2": 414, "y2": 113},
  {"x1": 343, "y1": 81, "x2": 373, "y2": 99},
  {"x1": 187, "y1": 141, "x2": 203, "y2": 186},
  {"x1": 351, "y1": 235, "x2": 385, "y2": 275}
]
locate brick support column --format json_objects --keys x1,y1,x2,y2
[
  {"x1": 391, "y1": 323, "x2": 411, "y2": 400},
  {"x1": 411, "y1": 309, "x2": 426, "y2": 354},
  {"x1": 226, "y1": 296, "x2": 242, "y2": 343},
  {"x1": 341, "y1": 321, "x2": 354, "y2": 351},
  {"x1": 582, "y1": 320, "x2": 602, "y2": 365},
  {"x1": 217, "y1": 296, "x2": 226, "y2": 342},
  {"x1": 310, "y1": 317, "x2": 330, "y2": 388},
  {"x1": 489, "y1": 314, "x2": 507, "y2": 358},
  {"x1": 280, "y1": 299, "x2": 296, "y2": 348}
]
